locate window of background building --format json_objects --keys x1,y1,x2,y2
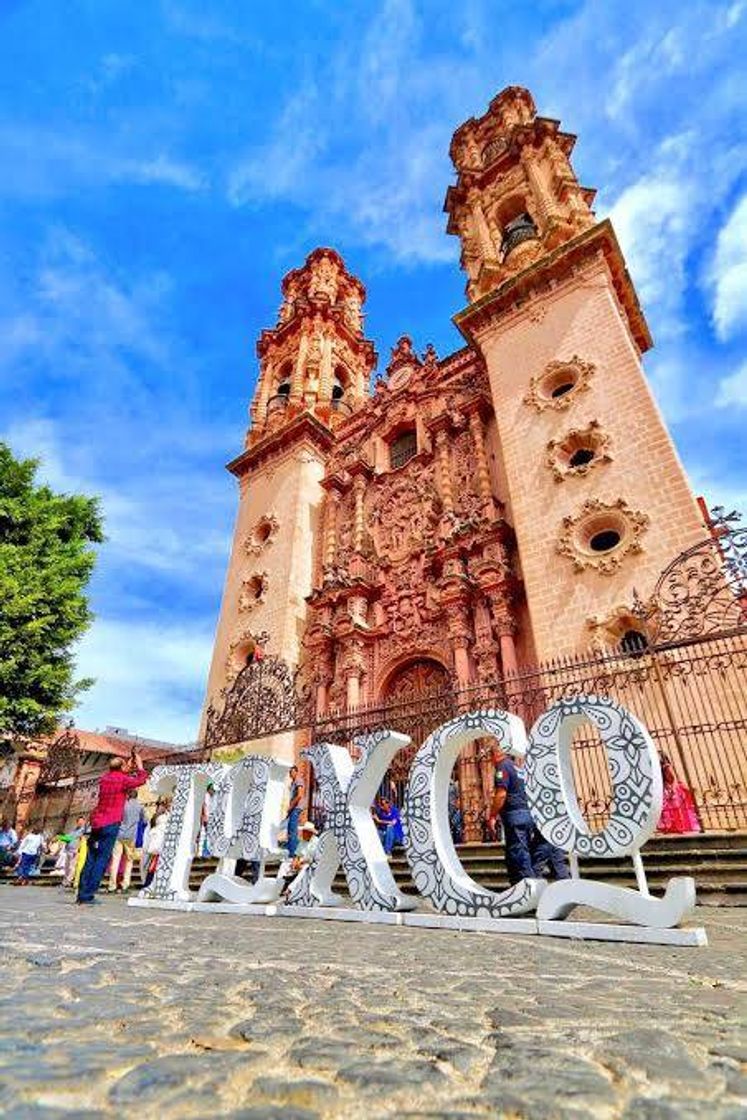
[{"x1": 389, "y1": 429, "x2": 417, "y2": 470}]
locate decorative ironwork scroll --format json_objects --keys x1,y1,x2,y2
[
  {"x1": 639, "y1": 520, "x2": 747, "y2": 644},
  {"x1": 203, "y1": 655, "x2": 312, "y2": 751},
  {"x1": 37, "y1": 727, "x2": 81, "y2": 787}
]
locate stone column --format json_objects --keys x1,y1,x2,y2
[
  {"x1": 470, "y1": 195, "x2": 496, "y2": 260},
  {"x1": 352, "y1": 474, "x2": 366, "y2": 551},
  {"x1": 520, "y1": 146, "x2": 555, "y2": 228},
  {"x1": 434, "y1": 427, "x2": 454, "y2": 516},
  {"x1": 468, "y1": 408, "x2": 494, "y2": 513},
  {"x1": 290, "y1": 334, "x2": 308, "y2": 402},
  {"x1": 323, "y1": 488, "x2": 341, "y2": 569},
  {"x1": 252, "y1": 355, "x2": 274, "y2": 427},
  {"x1": 448, "y1": 602, "x2": 482, "y2": 843},
  {"x1": 319, "y1": 333, "x2": 334, "y2": 403}
]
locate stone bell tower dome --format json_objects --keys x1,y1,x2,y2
[
  {"x1": 248, "y1": 247, "x2": 376, "y2": 437},
  {"x1": 445, "y1": 86, "x2": 598, "y2": 304},
  {"x1": 202, "y1": 249, "x2": 376, "y2": 738}
]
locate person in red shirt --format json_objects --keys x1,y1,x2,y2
[{"x1": 77, "y1": 753, "x2": 148, "y2": 904}]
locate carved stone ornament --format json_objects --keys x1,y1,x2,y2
[
  {"x1": 586, "y1": 605, "x2": 650, "y2": 651},
  {"x1": 367, "y1": 465, "x2": 441, "y2": 563},
  {"x1": 524, "y1": 355, "x2": 595, "y2": 413},
  {"x1": 556, "y1": 498, "x2": 649, "y2": 574},
  {"x1": 546, "y1": 420, "x2": 612, "y2": 482},
  {"x1": 238, "y1": 571, "x2": 269, "y2": 613},
  {"x1": 245, "y1": 513, "x2": 279, "y2": 556}
]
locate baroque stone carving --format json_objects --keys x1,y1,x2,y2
[
  {"x1": 524, "y1": 356, "x2": 595, "y2": 413},
  {"x1": 245, "y1": 513, "x2": 279, "y2": 556},
  {"x1": 546, "y1": 420, "x2": 612, "y2": 482},
  {"x1": 556, "y1": 498, "x2": 649, "y2": 575},
  {"x1": 367, "y1": 464, "x2": 441, "y2": 562},
  {"x1": 238, "y1": 571, "x2": 269, "y2": 612}
]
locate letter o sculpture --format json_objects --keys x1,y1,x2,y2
[
  {"x1": 525, "y1": 695, "x2": 663, "y2": 858},
  {"x1": 404, "y1": 710, "x2": 542, "y2": 918}
]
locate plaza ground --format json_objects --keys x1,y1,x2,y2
[{"x1": 0, "y1": 888, "x2": 745, "y2": 1119}]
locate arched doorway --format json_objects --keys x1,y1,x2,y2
[{"x1": 379, "y1": 657, "x2": 454, "y2": 807}]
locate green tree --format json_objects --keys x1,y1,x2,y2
[{"x1": 0, "y1": 443, "x2": 104, "y2": 739}]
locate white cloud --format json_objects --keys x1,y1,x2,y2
[
  {"x1": 715, "y1": 359, "x2": 747, "y2": 407},
  {"x1": 610, "y1": 174, "x2": 689, "y2": 339},
  {"x1": 709, "y1": 193, "x2": 747, "y2": 340},
  {"x1": 73, "y1": 617, "x2": 214, "y2": 743},
  {"x1": 2, "y1": 415, "x2": 232, "y2": 584},
  {"x1": 0, "y1": 125, "x2": 206, "y2": 199}
]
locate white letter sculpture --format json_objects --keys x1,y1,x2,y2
[
  {"x1": 286, "y1": 729, "x2": 417, "y2": 911},
  {"x1": 197, "y1": 754, "x2": 290, "y2": 905},
  {"x1": 404, "y1": 710, "x2": 544, "y2": 918},
  {"x1": 145, "y1": 761, "x2": 225, "y2": 902},
  {"x1": 525, "y1": 695, "x2": 693, "y2": 927}
]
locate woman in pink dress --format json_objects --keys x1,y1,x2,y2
[{"x1": 658, "y1": 755, "x2": 701, "y2": 833}]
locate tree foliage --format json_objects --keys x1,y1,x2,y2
[{"x1": 0, "y1": 444, "x2": 104, "y2": 739}]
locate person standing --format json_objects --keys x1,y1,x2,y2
[
  {"x1": 0, "y1": 819, "x2": 17, "y2": 869},
  {"x1": 14, "y1": 827, "x2": 44, "y2": 885},
  {"x1": 108, "y1": 791, "x2": 144, "y2": 893},
  {"x1": 490, "y1": 746, "x2": 569, "y2": 884},
  {"x1": 63, "y1": 816, "x2": 88, "y2": 888},
  {"x1": 77, "y1": 753, "x2": 147, "y2": 905},
  {"x1": 285, "y1": 765, "x2": 304, "y2": 857}
]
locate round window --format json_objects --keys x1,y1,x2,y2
[
  {"x1": 569, "y1": 448, "x2": 595, "y2": 468},
  {"x1": 551, "y1": 381, "x2": 575, "y2": 399},
  {"x1": 589, "y1": 529, "x2": 621, "y2": 553}
]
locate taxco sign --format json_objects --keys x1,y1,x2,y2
[{"x1": 130, "y1": 696, "x2": 706, "y2": 947}]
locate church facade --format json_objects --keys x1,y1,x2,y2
[{"x1": 203, "y1": 86, "x2": 706, "y2": 789}]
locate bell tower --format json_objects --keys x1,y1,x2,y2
[
  {"x1": 203, "y1": 248, "x2": 376, "y2": 730},
  {"x1": 445, "y1": 87, "x2": 706, "y2": 659}
]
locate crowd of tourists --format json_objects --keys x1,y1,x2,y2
[{"x1": 0, "y1": 751, "x2": 175, "y2": 899}]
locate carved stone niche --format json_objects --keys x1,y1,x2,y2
[
  {"x1": 586, "y1": 606, "x2": 650, "y2": 654},
  {"x1": 245, "y1": 514, "x2": 279, "y2": 556},
  {"x1": 546, "y1": 420, "x2": 612, "y2": 482},
  {"x1": 524, "y1": 356, "x2": 595, "y2": 413},
  {"x1": 238, "y1": 571, "x2": 269, "y2": 612},
  {"x1": 557, "y1": 498, "x2": 649, "y2": 575},
  {"x1": 225, "y1": 628, "x2": 270, "y2": 682}
]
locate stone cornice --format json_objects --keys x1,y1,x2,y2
[
  {"x1": 226, "y1": 412, "x2": 334, "y2": 478},
  {"x1": 453, "y1": 220, "x2": 652, "y2": 355}
]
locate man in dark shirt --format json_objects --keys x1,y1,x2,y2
[
  {"x1": 490, "y1": 746, "x2": 570, "y2": 884},
  {"x1": 77, "y1": 754, "x2": 148, "y2": 904}
]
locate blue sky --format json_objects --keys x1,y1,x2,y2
[{"x1": 0, "y1": 0, "x2": 745, "y2": 743}]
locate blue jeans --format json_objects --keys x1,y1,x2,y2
[
  {"x1": 286, "y1": 808, "x2": 301, "y2": 857},
  {"x1": 378, "y1": 825, "x2": 397, "y2": 855},
  {"x1": 78, "y1": 823, "x2": 120, "y2": 902},
  {"x1": 531, "y1": 834, "x2": 571, "y2": 880},
  {"x1": 16, "y1": 853, "x2": 36, "y2": 880},
  {"x1": 502, "y1": 809, "x2": 536, "y2": 884}
]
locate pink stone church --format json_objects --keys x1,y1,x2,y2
[{"x1": 202, "y1": 86, "x2": 707, "y2": 809}]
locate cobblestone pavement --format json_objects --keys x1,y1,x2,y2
[{"x1": 0, "y1": 889, "x2": 746, "y2": 1120}]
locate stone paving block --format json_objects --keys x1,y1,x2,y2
[{"x1": 336, "y1": 1056, "x2": 447, "y2": 1091}]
